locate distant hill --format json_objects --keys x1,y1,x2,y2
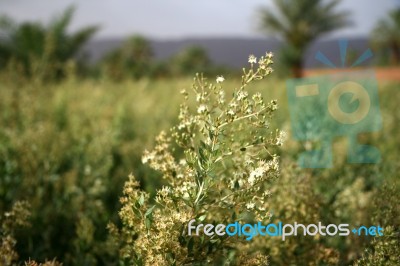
[{"x1": 82, "y1": 37, "x2": 372, "y2": 69}]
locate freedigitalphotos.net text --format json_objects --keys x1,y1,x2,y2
[{"x1": 187, "y1": 220, "x2": 384, "y2": 241}]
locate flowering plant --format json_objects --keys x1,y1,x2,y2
[{"x1": 114, "y1": 52, "x2": 285, "y2": 265}]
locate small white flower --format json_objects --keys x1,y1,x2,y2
[
  {"x1": 246, "y1": 202, "x2": 255, "y2": 210},
  {"x1": 252, "y1": 92, "x2": 262, "y2": 103},
  {"x1": 276, "y1": 130, "x2": 287, "y2": 146},
  {"x1": 158, "y1": 186, "x2": 171, "y2": 197},
  {"x1": 236, "y1": 91, "x2": 248, "y2": 101},
  {"x1": 253, "y1": 167, "x2": 264, "y2": 178},
  {"x1": 141, "y1": 151, "x2": 155, "y2": 164},
  {"x1": 229, "y1": 180, "x2": 236, "y2": 189},
  {"x1": 249, "y1": 166, "x2": 265, "y2": 185},
  {"x1": 248, "y1": 54, "x2": 257, "y2": 64},
  {"x1": 183, "y1": 192, "x2": 190, "y2": 199},
  {"x1": 218, "y1": 90, "x2": 225, "y2": 104},
  {"x1": 263, "y1": 190, "x2": 272, "y2": 197},
  {"x1": 196, "y1": 93, "x2": 204, "y2": 102},
  {"x1": 216, "y1": 76, "x2": 225, "y2": 83},
  {"x1": 248, "y1": 175, "x2": 256, "y2": 186},
  {"x1": 229, "y1": 102, "x2": 238, "y2": 109},
  {"x1": 266, "y1": 52, "x2": 274, "y2": 58},
  {"x1": 197, "y1": 104, "x2": 208, "y2": 114},
  {"x1": 227, "y1": 109, "x2": 235, "y2": 116},
  {"x1": 245, "y1": 158, "x2": 254, "y2": 166}
]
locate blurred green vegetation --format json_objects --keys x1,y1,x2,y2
[
  {"x1": 258, "y1": 0, "x2": 351, "y2": 77},
  {"x1": 0, "y1": 77, "x2": 184, "y2": 264},
  {"x1": 0, "y1": 7, "x2": 98, "y2": 82},
  {"x1": 100, "y1": 37, "x2": 232, "y2": 81},
  {"x1": 101, "y1": 36, "x2": 155, "y2": 80},
  {"x1": 0, "y1": 7, "x2": 230, "y2": 84},
  {"x1": 0, "y1": 4, "x2": 399, "y2": 83},
  {"x1": 371, "y1": 9, "x2": 400, "y2": 66},
  {"x1": 0, "y1": 74, "x2": 399, "y2": 264},
  {"x1": 0, "y1": 4, "x2": 399, "y2": 266}
]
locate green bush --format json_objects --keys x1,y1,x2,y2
[{"x1": 0, "y1": 54, "x2": 398, "y2": 265}]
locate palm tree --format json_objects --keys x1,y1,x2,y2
[
  {"x1": 372, "y1": 9, "x2": 400, "y2": 65},
  {"x1": 0, "y1": 6, "x2": 98, "y2": 79},
  {"x1": 171, "y1": 46, "x2": 211, "y2": 76},
  {"x1": 102, "y1": 35, "x2": 153, "y2": 80},
  {"x1": 122, "y1": 36, "x2": 153, "y2": 63},
  {"x1": 259, "y1": 0, "x2": 351, "y2": 77}
]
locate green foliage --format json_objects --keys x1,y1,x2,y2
[
  {"x1": 371, "y1": 8, "x2": 400, "y2": 65},
  {"x1": 262, "y1": 166, "x2": 341, "y2": 265},
  {"x1": 354, "y1": 182, "x2": 400, "y2": 265},
  {"x1": 0, "y1": 201, "x2": 30, "y2": 265},
  {"x1": 170, "y1": 46, "x2": 211, "y2": 76},
  {"x1": 258, "y1": 0, "x2": 351, "y2": 77},
  {"x1": 115, "y1": 52, "x2": 278, "y2": 265},
  {"x1": 0, "y1": 78, "x2": 181, "y2": 264},
  {"x1": 102, "y1": 35, "x2": 154, "y2": 80},
  {"x1": 24, "y1": 259, "x2": 62, "y2": 266},
  {"x1": 0, "y1": 202, "x2": 61, "y2": 265},
  {"x1": 101, "y1": 40, "x2": 228, "y2": 80},
  {"x1": 0, "y1": 6, "x2": 98, "y2": 81},
  {"x1": 0, "y1": 51, "x2": 398, "y2": 265}
]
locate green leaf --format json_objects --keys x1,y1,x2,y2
[
  {"x1": 198, "y1": 146, "x2": 207, "y2": 165},
  {"x1": 208, "y1": 130, "x2": 214, "y2": 141},
  {"x1": 132, "y1": 205, "x2": 141, "y2": 218},
  {"x1": 178, "y1": 235, "x2": 185, "y2": 245},
  {"x1": 234, "y1": 180, "x2": 240, "y2": 189},
  {"x1": 187, "y1": 237, "x2": 194, "y2": 254},
  {"x1": 166, "y1": 252, "x2": 176, "y2": 265},
  {"x1": 210, "y1": 238, "x2": 220, "y2": 244},
  {"x1": 138, "y1": 194, "x2": 144, "y2": 206},
  {"x1": 145, "y1": 217, "x2": 151, "y2": 230},
  {"x1": 144, "y1": 205, "x2": 155, "y2": 217},
  {"x1": 231, "y1": 211, "x2": 236, "y2": 220},
  {"x1": 198, "y1": 214, "x2": 207, "y2": 222},
  {"x1": 200, "y1": 140, "x2": 207, "y2": 150}
]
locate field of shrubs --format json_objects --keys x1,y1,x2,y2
[
  {"x1": 0, "y1": 61, "x2": 399, "y2": 264},
  {"x1": 1, "y1": 1, "x2": 399, "y2": 264}
]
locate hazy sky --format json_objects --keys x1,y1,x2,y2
[{"x1": 0, "y1": 0, "x2": 399, "y2": 40}]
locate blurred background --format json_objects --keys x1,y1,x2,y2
[
  {"x1": 1, "y1": 0, "x2": 400, "y2": 79},
  {"x1": 0, "y1": 0, "x2": 399, "y2": 265}
]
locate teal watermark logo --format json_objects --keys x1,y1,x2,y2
[
  {"x1": 286, "y1": 40, "x2": 382, "y2": 168},
  {"x1": 187, "y1": 219, "x2": 384, "y2": 241}
]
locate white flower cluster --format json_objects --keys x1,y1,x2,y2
[
  {"x1": 276, "y1": 130, "x2": 287, "y2": 146},
  {"x1": 197, "y1": 104, "x2": 208, "y2": 114},
  {"x1": 248, "y1": 160, "x2": 272, "y2": 185},
  {"x1": 216, "y1": 75, "x2": 225, "y2": 83},
  {"x1": 248, "y1": 54, "x2": 257, "y2": 64},
  {"x1": 118, "y1": 52, "x2": 280, "y2": 265}
]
